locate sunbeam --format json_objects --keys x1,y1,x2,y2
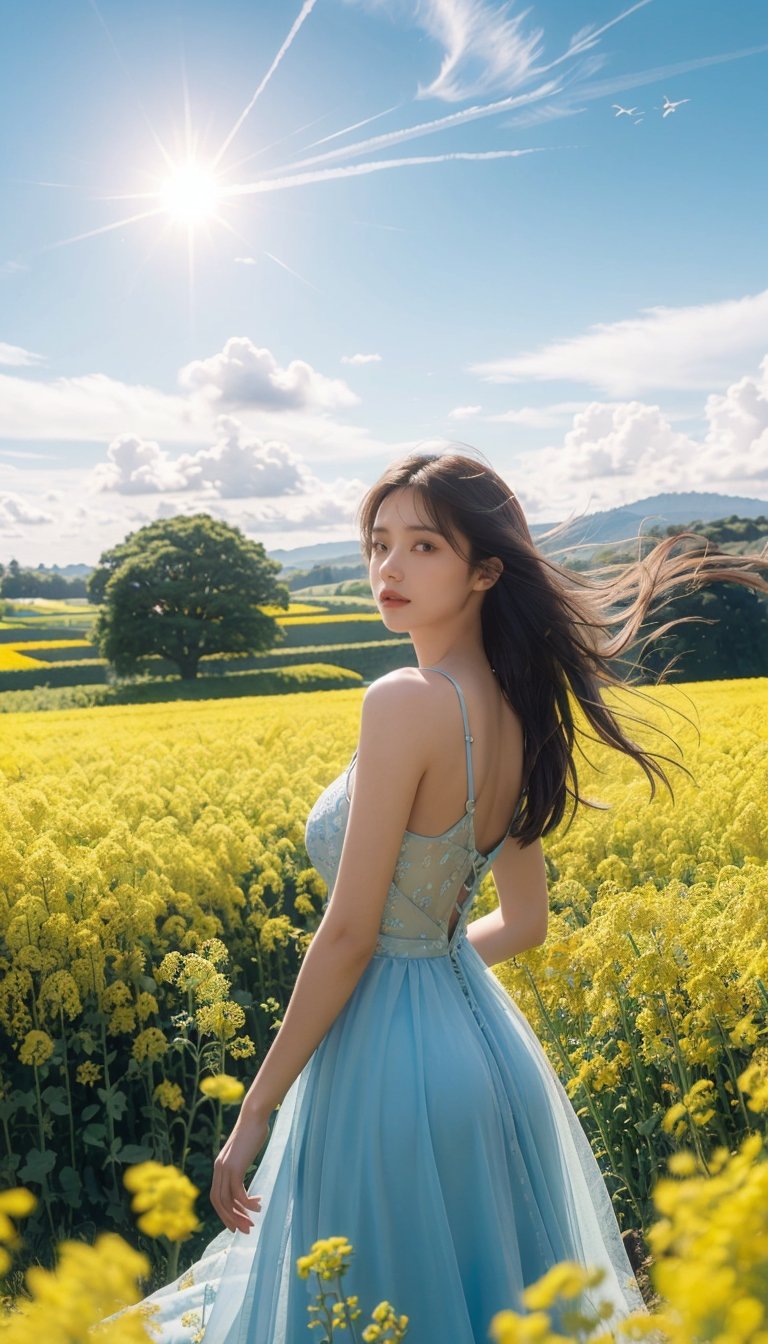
[{"x1": 212, "y1": 0, "x2": 320, "y2": 169}]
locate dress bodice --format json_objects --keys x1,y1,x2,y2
[{"x1": 304, "y1": 667, "x2": 526, "y2": 959}]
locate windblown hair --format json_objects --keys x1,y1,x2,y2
[{"x1": 356, "y1": 449, "x2": 768, "y2": 846}]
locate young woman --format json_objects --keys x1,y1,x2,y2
[{"x1": 121, "y1": 450, "x2": 767, "y2": 1342}]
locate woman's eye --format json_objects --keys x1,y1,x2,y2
[{"x1": 371, "y1": 540, "x2": 434, "y2": 553}]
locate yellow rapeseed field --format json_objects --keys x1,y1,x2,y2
[{"x1": 0, "y1": 677, "x2": 766, "y2": 1291}]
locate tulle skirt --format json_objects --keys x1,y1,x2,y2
[{"x1": 103, "y1": 934, "x2": 649, "y2": 1343}]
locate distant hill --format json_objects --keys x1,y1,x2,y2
[
  {"x1": 269, "y1": 491, "x2": 768, "y2": 571},
  {"x1": 10, "y1": 491, "x2": 768, "y2": 578},
  {"x1": 531, "y1": 492, "x2": 768, "y2": 549}
]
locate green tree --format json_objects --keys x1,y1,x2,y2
[
  {"x1": 632, "y1": 582, "x2": 768, "y2": 682},
  {"x1": 87, "y1": 513, "x2": 290, "y2": 680}
]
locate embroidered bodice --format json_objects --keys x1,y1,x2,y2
[{"x1": 304, "y1": 667, "x2": 526, "y2": 960}]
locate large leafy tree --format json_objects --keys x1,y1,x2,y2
[
  {"x1": 633, "y1": 582, "x2": 768, "y2": 682},
  {"x1": 87, "y1": 513, "x2": 290, "y2": 680}
]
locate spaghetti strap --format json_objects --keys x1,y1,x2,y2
[{"x1": 419, "y1": 666, "x2": 475, "y2": 811}]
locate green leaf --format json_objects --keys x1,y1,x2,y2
[
  {"x1": 635, "y1": 1112, "x2": 662, "y2": 1135},
  {"x1": 42, "y1": 1084, "x2": 71, "y2": 1117},
  {"x1": 117, "y1": 1143, "x2": 156, "y2": 1164},
  {"x1": 82, "y1": 1122, "x2": 107, "y2": 1147},
  {"x1": 18, "y1": 1147, "x2": 57, "y2": 1183},
  {"x1": 97, "y1": 1084, "x2": 129, "y2": 1121},
  {"x1": 11, "y1": 1088, "x2": 37, "y2": 1115},
  {"x1": 59, "y1": 1166, "x2": 83, "y2": 1207}
]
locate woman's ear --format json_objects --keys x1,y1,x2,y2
[{"x1": 476, "y1": 556, "x2": 504, "y2": 590}]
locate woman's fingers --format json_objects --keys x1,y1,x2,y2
[{"x1": 210, "y1": 1170, "x2": 263, "y2": 1233}]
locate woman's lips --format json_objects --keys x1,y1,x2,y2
[{"x1": 381, "y1": 596, "x2": 410, "y2": 605}]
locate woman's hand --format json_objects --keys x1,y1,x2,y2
[{"x1": 210, "y1": 1107, "x2": 270, "y2": 1234}]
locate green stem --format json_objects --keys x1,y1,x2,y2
[
  {"x1": 59, "y1": 1007, "x2": 77, "y2": 1174},
  {"x1": 99, "y1": 1017, "x2": 122, "y2": 1203},
  {"x1": 523, "y1": 965, "x2": 645, "y2": 1230},
  {"x1": 179, "y1": 1044, "x2": 203, "y2": 1174},
  {"x1": 32, "y1": 1064, "x2": 57, "y2": 1248},
  {"x1": 164, "y1": 1234, "x2": 182, "y2": 1284},
  {"x1": 711, "y1": 1013, "x2": 756, "y2": 1135},
  {"x1": 655, "y1": 986, "x2": 712, "y2": 1172}
]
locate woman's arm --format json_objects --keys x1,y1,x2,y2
[
  {"x1": 466, "y1": 834, "x2": 549, "y2": 966},
  {"x1": 239, "y1": 669, "x2": 435, "y2": 1121},
  {"x1": 240, "y1": 922, "x2": 372, "y2": 1120},
  {"x1": 466, "y1": 906, "x2": 546, "y2": 966}
]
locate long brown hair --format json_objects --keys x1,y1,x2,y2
[{"x1": 356, "y1": 449, "x2": 768, "y2": 846}]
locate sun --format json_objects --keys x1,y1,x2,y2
[{"x1": 158, "y1": 161, "x2": 224, "y2": 224}]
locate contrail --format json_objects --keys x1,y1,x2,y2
[
  {"x1": 229, "y1": 147, "x2": 550, "y2": 196},
  {"x1": 268, "y1": 79, "x2": 564, "y2": 175},
  {"x1": 302, "y1": 103, "x2": 406, "y2": 150},
  {"x1": 213, "y1": 0, "x2": 320, "y2": 169},
  {"x1": 543, "y1": 0, "x2": 653, "y2": 70},
  {"x1": 263, "y1": 251, "x2": 324, "y2": 292}
]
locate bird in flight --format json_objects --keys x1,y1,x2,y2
[
  {"x1": 660, "y1": 95, "x2": 690, "y2": 117},
  {"x1": 612, "y1": 104, "x2": 641, "y2": 117}
]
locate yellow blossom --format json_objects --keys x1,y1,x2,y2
[
  {"x1": 18, "y1": 1029, "x2": 54, "y2": 1067},
  {"x1": 131, "y1": 1027, "x2": 169, "y2": 1062},
  {"x1": 199, "y1": 1074, "x2": 245, "y2": 1105},
  {"x1": 123, "y1": 1162, "x2": 201, "y2": 1242}
]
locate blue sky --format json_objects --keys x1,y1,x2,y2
[{"x1": 1, "y1": 0, "x2": 767, "y2": 567}]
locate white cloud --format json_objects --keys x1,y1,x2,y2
[
  {"x1": 0, "y1": 492, "x2": 54, "y2": 529},
  {"x1": 234, "y1": 256, "x2": 257, "y2": 265},
  {"x1": 506, "y1": 358, "x2": 768, "y2": 516},
  {"x1": 448, "y1": 404, "x2": 482, "y2": 419},
  {"x1": 340, "y1": 353, "x2": 382, "y2": 365},
  {"x1": 0, "y1": 342, "x2": 45, "y2": 368},
  {"x1": 176, "y1": 417, "x2": 313, "y2": 498},
  {"x1": 557, "y1": 401, "x2": 689, "y2": 482},
  {"x1": 702, "y1": 354, "x2": 768, "y2": 477},
  {"x1": 412, "y1": 0, "x2": 546, "y2": 102},
  {"x1": 90, "y1": 417, "x2": 315, "y2": 499},
  {"x1": 485, "y1": 402, "x2": 589, "y2": 427},
  {"x1": 178, "y1": 337, "x2": 360, "y2": 411},
  {"x1": 470, "y1": 289, "x2": 768, "y2": 396},
  {"x1": 90, "y1": 434, "x2": 191, "y2": 495},
  {"x1": 0, "y1": 348, "x2": 395, "y2": 464},
  {"x1": 0, "y1": 370, "x2": 199, "y2": 443}
]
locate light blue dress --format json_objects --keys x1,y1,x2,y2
[{"x1": 106, "y1": 668, "x2": 649, "y2": 1342}]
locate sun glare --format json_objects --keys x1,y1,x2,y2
[{"x1": 158, "y1": 161, "x2": 224, "y2": 224}]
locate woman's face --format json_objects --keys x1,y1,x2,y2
[{"x1": 368, "y1": 486, "x2": 482, "y2": 630}]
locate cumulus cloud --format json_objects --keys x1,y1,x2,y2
[
  {"x1": 0, "y1": 342, "x2": 45, "y2": 368},
  {"x1": 556, "y1": 401, "x2": 690, "y2": 482},
  {"x1": 340, "y1": 353, "x2": 382, "y2": 365},
  {"x1": 178, "y1": 337, "x2": 360, "y2": 411},
  {"x1": 506, "y1": 357, "x2": 768, "y2": 515},
  {"x1": 470, "y1": 289, "x2": 768, "y2": 396},
  {"x1": 0, "y1": 492, "x2": 54, "y2": 528},
  {"x1": 90, "y1": 417, "x2": 317, "y2": 499},
  {"x1": 90, "y1": 434, "x2": 191, "y2": 495},
  {"x1": 175, "y1": 417, "x2": 312, "y2": 498},
  {"x1": 702, "y1": 354, "x2": 768, "y2": 478}
]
